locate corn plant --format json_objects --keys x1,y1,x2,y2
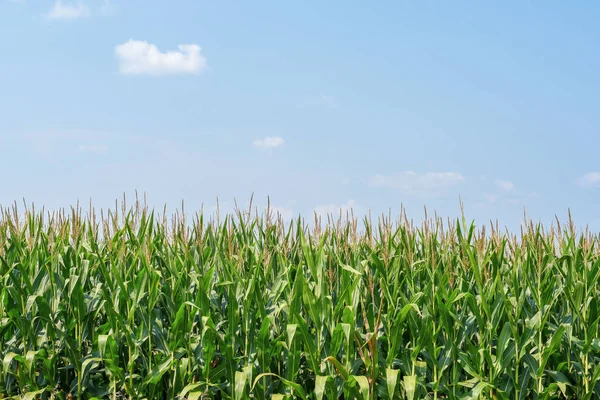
[{"x1": 1, "y1": 199, "x2": 599, "y2": 399}]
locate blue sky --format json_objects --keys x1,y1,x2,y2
[{"x1": 1, "y1": 1, "x2": 599, "y2": 231}]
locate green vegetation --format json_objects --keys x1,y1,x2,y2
[{"x1": 1, "y1": 200, "x2": 600, "y2": 399}]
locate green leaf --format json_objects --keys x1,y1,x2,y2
[
  {"x1": 386, "y1": 368, "x2": 399, "y2": 399},
  {"x1": 144, "y1": 354, "x2": 174, "y2": 385},
  {"x1": 403, "y1": 375, "x2": 416, "y2": 400},
  {"x1": 251, "y1": 373, "x2": 307, "y2": 400},
  {"x1": 234, "y1": 370, "x2": 248, "y2": 400},
  {"x1": 470, "y1": 381, "x2": 493, "y2": 399},
  {"x1": 2, "y1": 352, "x2": 19, "y2": 375},
  {"x1": 537, "y1": 325, "x2": 566, "y2": 376},
  {"x1": 179, "y1": 382, "x2": 204, "y2": 398},
  {"x1": 351, "y1": 375, "x2": 370, "y2": 400},
  {"x1": 325, "y1": 356, "x2": 350, "y2": 381},
  {"x1": 342, "y1": 264, "x2": 362, "y2": 275},
  {"x1": 315, "y1": 375, "x2": 329, "y2": 400},
  {"x1": 23, "y1": 387, "x2": 50, "y2": 400},
  {"x1": 286, "y1": 324, "x2": 297, "y2": 349},
  {"x1": 546, "y1": 370, "x2": 570, "y2": 397}
]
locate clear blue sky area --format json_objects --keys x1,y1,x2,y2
[{"x1": 1, "y1": 1, "x2": 599, "y2": 231}]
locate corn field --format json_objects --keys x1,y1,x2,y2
[{"x1": 1, "y1": 200, "x2": 600, "y2": 399}]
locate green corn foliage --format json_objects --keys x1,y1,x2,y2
[{"x1": 0, "y1": 200, "x2": 599, "y2": 399}]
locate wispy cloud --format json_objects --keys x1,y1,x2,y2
[
  {"x1": 479, "y1": 189, "x2": 541, "y2": 209},
  {"x1": 369, "y1": 171, "x2": 465, "y2": 196},
  {"x1": 252, "y1": 136, "x2": 285, "y2": 150},
  {"x1": 47, "y1": 0, "x2": 90, "y2": 20},
  {"x1": 23, "y1": 130, "x2": 113, "y2": 157},
  {"x1": 268, "y1": 206, "x2": 294, "y2": 221},
  {"x1": 577, "y1": 172, "x2": 600, "y2": 188},
  {"x1": 484, "y1": 193, "x2": 498, "y2": 205},
  {"x1": 314, "y1": 199, "x2": 357, "y2": 218},
  {"x1": 319, "y1": 95, "x2": 339, "y2": 109},
  {"x1": 77, "y1": 143, "x2": 107, "y2": 154},
  {"x1": 115, "y1": 40, "x2": 208, "y2": 76},
  {"x1": 100, "y1": 0, "x2": 118, "y2": 15},
  {"x1": 299, "y1": 94, "x2": 340, "y2": 110},
  {"x1": 495, "y1": 179, "x2": 515, "y2": 192}
]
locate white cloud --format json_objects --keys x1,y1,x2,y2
[
  {"x1": 484, "y1": 193, "x2": 498, "y2": 205},
  {"x1": 252, "y1": 136, "x2": 285, "y2": 150},
  {"x1": 495, "y1": 179, "x2": 515, "y2": 192},
  {"x1": 25, "y1": 130, "x2": 100, "y2": 155},
  {"x1": 314, "y1": 199, "x2": 357, "y2": 218},
  {"x1": 369, "y1": 171, "x2": 465, "y2": 196},
  {"x1": 77, "y1": 144, "x2": 107, "y2": 154},
  {"x1": 300, "y1": 94, "x2": 340, "y2": 110},
  {"x1": 115, "y1": 40, "x2": 207, "y2": 76},
  {"x1": 319, "y1": 95, "x2": 339, "y2": 109},
  {"x1": 478, "y1": 189, "x2": 540, "y2": 209},
  {"x1": 268, "y1": 206, "x2": 294, "y2": 221},
  {"x1": 577, "y1": 172, "x2": 600, "y2": 188},
  {"x1": 48, "y1": 0, "x2": 90, "y2": 20},
  {"x1": 101, "y1": 0, "x2": 118, "y2": 15}
]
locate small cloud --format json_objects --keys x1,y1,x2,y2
[
  {"x1": 47, "y1": 0, "x2": 90, "y2": 20},
  {"x1": 478, "y1": 189, "x2": 539, "y2": 209},
  {"x1": 268, "y1": 206, "x2": 294, "y2": 221},
  {"x1": 115, "y1": 40, "x2": 208, "y2": 76},
  {"x1": 319, "y1": 95, "x2": 339, "y2": 109},
  {"x1": 495, "y1": 179, "x2": 515, "y2": 192},
  {"x1": 299, "y1": 94, "x2": 340, "y2": 110},
  {"x1": 369, "y1": 171, "x2": 465, "y2": 196},
  {"x1": 341, "y1": 177, "x2": 352, "y2": 185},
  {"x1": 484, "y1": 193, "x2": 498, "y2": 205},
  {"x1": 577, "y1": 172, "x2": 600, "y2": 188},
  {"x1": 314, "y1": 199, "x2": 357, "y2": 218},
  {"x1": 77, "y1": 144, "x2": 107, "y2": 154},
  {"x1": 252, "y1": 136, "x2": 284, "y2": 150},
  {"x1": 100, "y1": 0, "x2": 118, "y2": 15}
]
